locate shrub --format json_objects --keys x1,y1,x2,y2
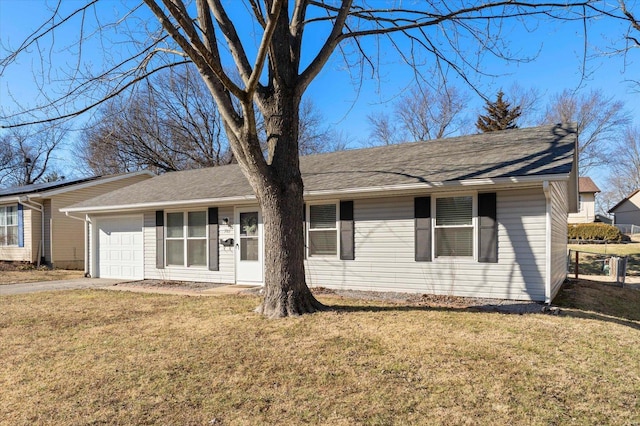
[{"x1": 568, "y1": 223, "x2": 625, "y2": 242}]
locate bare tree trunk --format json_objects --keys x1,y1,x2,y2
[
  {"x1": 252, "y1": 90, "x2": 325, "y2": 318},
  {"x1": 255, "y1": 179, "x2": 325, "y2": 318}
]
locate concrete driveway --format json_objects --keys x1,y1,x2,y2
[{"x1": 0, "y1": 278, "x2": 129, "y2": 296}]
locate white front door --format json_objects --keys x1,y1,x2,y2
[{"x1": 235, "y1": 208, "x2": 263, "y2": 284}]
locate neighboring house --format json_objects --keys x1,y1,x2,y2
[
  {"x1": 568, "y1": 177, "x2": 600, "y2": 224},
  {"x1": 0, "y1": 172, "x2": 153, "y2": 269},
  {"x1": 594, "y1": 214, "x2": 612, "y2": 224},
  {"x1": 62, "y1": 124, "x2": 578, "y2": 303},
  {"x1": 608, "y1": 189, "x2": 640, "y2": 227}
]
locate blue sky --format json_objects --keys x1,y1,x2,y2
[{"x1": 0, "y1": 1, "x2": 638, "y2": 186}]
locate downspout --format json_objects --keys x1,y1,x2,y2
[
  {"x1": 18, "y1": 196, "x2": 45, "y2": 267},
  {"x1": 64, "y1": 212, "x2": 91, "y2": 277},
  {"x1": 542, "y1": 181, "x2": 552, "y2": 305}
]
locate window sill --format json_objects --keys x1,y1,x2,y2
[{"x1": 165, "y1": 265, "x2": 209, "y2": 270}]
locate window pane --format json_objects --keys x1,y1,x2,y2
[
  {"x1": 436, "y1": 196, "x2": 472, "y2": 226},
  {"x1": 167, "y1": 212, "x2": 184, "y2": 238},
  {"x1": 188, "y1": 211, "x2": 206, "y2": 238},
  {"x1": 0, "y1": 227, "x2": 6, "y2": 246},
  {"x1": 6, "y1": 226, "x2": 18, "y2": 246},
  {"x1": 309, "y1": 230, "x2": 337, "y2": 255},
  {"x1": 436, "y1": 227, "x2": 473, "y2": 257},
  {"x1": 5, "y1": 206, "x2": 17, "y2": 226},
  {"x1": 187, "y1": 239, "x2": 206, "y2": 266},
  {"x1": 166, "y1": 240, "x2": 184, "y2": 265},
  {"x1": 0, "y1": 206, "x2": 6, "y2": 226},
  {"x1": 240, "y1": 212, "x2": 258, "y2": 236},
  {"x1": 240, "y1": 237, "x2": 259, "y2": 261},
  {"x1": 310, "y1": 204, "x2": 336, "y2": 229}
]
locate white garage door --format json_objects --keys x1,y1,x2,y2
[{"x1": 96, "y1": 216, "x2": 144, "y2": 280}]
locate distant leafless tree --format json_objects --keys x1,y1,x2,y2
[
  {"x1": 506, "y1": 83, "x2": 542, "y2": 127},
  {"x1": 0, "y1": 124, "x2": 65, "y2": 187},
  {"x1": 598, "y1": 125, "x2": 640, "y2": 213},
  {"x1": 368, "y1": 84, "x2": 469, "y2": 145},
  {"x1": 80, "y1": 66, "x2": 338, "y2": 174},
  {"x1": 298, "y1": 98, "x2": 335, "y2": 155},
  {"x1": 80, "y1": 66, "x2": 233, "y2": 175},
  {"x1": 541, "y1": 89, "x2": 630, "y2": 173}
]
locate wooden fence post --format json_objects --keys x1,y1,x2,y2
[{"x1": 575, "y1": 250, "x2": 579, "y2": 279}]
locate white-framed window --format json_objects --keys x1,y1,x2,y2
[
  {"x1": 166, "y1": 210, "x2": 207, "y2": 267},
  {"x1": 0, "y1": 205, "x2": 18, "y2": 247},
  {"x1": 434, "y1": 195, "x2": 475, "y2": 258},
  {"x1": 308, "y1": 203, "x2": 338, "y2": 257}
]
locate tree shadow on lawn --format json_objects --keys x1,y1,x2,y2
[
  {"x1": 551, "y1": 279, "x2": 640, "y2": 329},
  {"x1": 318, "y1": 280, "x2": 640, "y2": 331}
]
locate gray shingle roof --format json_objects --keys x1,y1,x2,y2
[
  {"x1": 65, "y1": 123, "x2": 576, "y2": 211},
  {"x1": 0, "y1": 176, "x2": 102, "y2": 197}
]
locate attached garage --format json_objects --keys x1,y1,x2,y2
[{"x1": 94, "y1": 215, "x2": 144, "y2": 280}]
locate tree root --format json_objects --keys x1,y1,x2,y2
[{"x1": 255, "y1": 288, "x2": 328, "y2": 319}]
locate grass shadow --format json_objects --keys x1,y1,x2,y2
[{"x1": 553, "y1": 279, "x2": 640, "y2": 328}]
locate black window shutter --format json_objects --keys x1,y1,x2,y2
[
  {"x1": 478, "y1": 193, "x2": 498, "y2": 263},
  {"x1": 415, "y1": 197, "x2": 432, "y2": 262},
  {"x1": 208, "y1": 207, "x2": 219, "y2": 271},
  {"x1": 339, "y1": 200, "x2": 354, "y2": 260},
  {"x1": 303, "y1": 203, "x2": 307, "y2": 259},
  {"x1": 155, "y1": 210, "x2": 164, "y2": 269}
]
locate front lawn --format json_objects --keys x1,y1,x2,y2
[
  {"x1": 0, "y1": 265, "x2": 84, "y2": 285},
  {"x1": 1, "y1": 284, "x2": 638, "y2": 425}
]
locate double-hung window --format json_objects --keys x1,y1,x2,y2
[
  {"x1": 166, "y1": 211, "x2": 207, "y2": 267},
  {"x1": 0, "y1": 205, "x2": 18, "y2": 247},
  {"x1": 308, "y1": 203, "x2": 337, "y2": 256},
  {"x1": 434, "y1": 195, "x2": 474, "y2": 257}
]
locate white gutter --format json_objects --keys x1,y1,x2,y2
[
  {"x1": 18, "y1": 196, "x2": 45, "y2": 267},
  {"x1": 61, "y1": 173, "x2": 571, "y2": 215},
  {"x1": 64, "y1": 212, "x2": 91, "y2": 277},
  {"x1": 60, "y1": 195, "x2": 259, "y2": 214},
  {"x1": 542, "y1": 181, "x2": 552, "y2": 305}
]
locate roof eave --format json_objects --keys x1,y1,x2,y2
[
  {"x1": 60, "y1": 194, "x2": 259, "y2": 214},
  {"x1": 61, "y1": 173, "x2": 570, "y2": 214}
]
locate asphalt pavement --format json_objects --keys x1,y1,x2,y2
[{"x1": 0, "y1": 278, "x2": 128, "y2": 296}]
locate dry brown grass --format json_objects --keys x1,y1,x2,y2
[
  {"x1": 1, "y1": 284, "x2": 639, "y2": 425},
  {"x1": 0, "y1": 268, "x2": 84, "y2": 285}
]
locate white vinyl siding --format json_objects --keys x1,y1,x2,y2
[
  {"x1": 568, "y1": 192, "x2": 596, "y2": 224},
  {"x1": 143, "y1": 208, "x2": 236, "y2": 283},
  {"x1": 549, "y1": 181, "x2": 569, "y2": 302},
  {"x1": 305, "y1": 188, "x2": 548, "y2": 301}
]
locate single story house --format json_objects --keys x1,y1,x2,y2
[
  {"x1": 62, "y1": 124, "x2": 578, "y2": 303},
  {"x1": 608, "y1": 189, "x2": 640, "y2": 227},
  {"x1": 568, "y1": 177, "x2": 600, "y2": 224},
  {"x1": 0, "y1": 172, "x2": 153, "y2": 269}
]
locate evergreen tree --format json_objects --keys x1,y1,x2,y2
[{"x1": 476, "y1": 91, "x2": 522, "y2": 132}]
